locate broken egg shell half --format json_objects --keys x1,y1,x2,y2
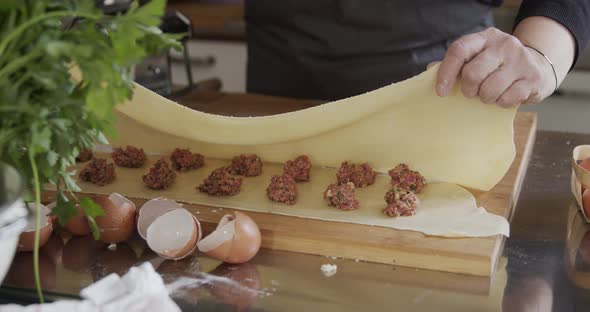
[
  {"x1": 17, "y1": 204, "x2": 53, "y2": 252},
  {"x1": 197, "y1": 211, "x2": 261, "y2": 264},
  {"x1": 65, "y1": 204, "x2": 92, "y2": 236},
  {"x1": 46, "y1": 200, "x2": 91, "y2": 236},
  {"x1": 93, "y1": 193, "x2": 137, "y2": 244},
  {"x1": 137, "y1": 197, "x2": 182, "y2": 240},
  {"x1": 146, "y1": 208, "x2": 202, "y2": 260}
]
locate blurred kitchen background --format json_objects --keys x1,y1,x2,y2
[{"x1": 164, "y1": 0, "x2": 590, "y2": 133}]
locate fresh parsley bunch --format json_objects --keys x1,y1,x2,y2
[{"x1": 0, "y1": 0, "x2": 180, "y2": 302}]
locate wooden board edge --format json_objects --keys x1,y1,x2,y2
[
  {"x1": 193, "y1": 218, "x2": 493, "y2": 276},
  {"x1": 252, "y1": 250, "x2": 493, "y2": 295},
  {"x1": 490, "y1": 112, "x2": 537, "y2": 276}
]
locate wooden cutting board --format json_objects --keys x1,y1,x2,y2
[{"x1": 41, "y1": 91, "x2": 536, "y2": 276}]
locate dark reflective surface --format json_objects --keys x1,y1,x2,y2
[{"x1": 2, "y1": 131, "x2": 590, "y2": 312}]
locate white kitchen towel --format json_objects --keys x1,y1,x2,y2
[{"x1": 0, "y1": 262, "x2": 180, "y2": 312}]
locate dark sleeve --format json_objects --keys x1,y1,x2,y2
[{"x1": 514, "y1": 0, "x2": 590, "y2": 67}]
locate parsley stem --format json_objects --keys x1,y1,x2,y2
[
  {"x1": 0, "y1": 11, "x2": 100, "y2": 58},
  {"x1": 27, "y1": 151, "x2": 44, "y2": 303},
  {"x1": 12, "y1": 71, "x2": 32, "y2": 90},
  {"x1": 0, "y1": 49, "x2": 42, "y2": 79}
]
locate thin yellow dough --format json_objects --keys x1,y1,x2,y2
[{"x1": 113, "y1": 64, "x2": 516, "y2": 191}]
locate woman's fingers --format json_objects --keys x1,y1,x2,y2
[
  {"x1": 459, "y1": 50, "x2": 504, "y2": 98},
  {"x1": 478, "y1": 66, "x2": 522, "y2": 104},
  {"x1": 436, "y1": 31, "x2": 489, "y2": 96},
  {"x1": 496, "y1": 80, "x2": 531, "y2": 107},
  {"x1": 437, "y1": 27, "x2": 555, "y2": 107}
]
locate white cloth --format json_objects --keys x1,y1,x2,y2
[{"x1": 0, "y1": 262, "x2": 180, "y2": 312}]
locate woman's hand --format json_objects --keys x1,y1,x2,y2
[{"x1": 435, "y1": 27, "x2": 556, "y2": 107}]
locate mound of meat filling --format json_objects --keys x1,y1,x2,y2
[
  {"x1": 335, "y1": 161, "x2": 376, "y2": 188},
  {"x1": 142, "y1": 158, "x2": 176, "y2": 190},
  {"x1": 266, "y1": 175, "x2": 298, "y2": 205},
  {"x1": 170, "y1": 148, "x2": 204, "y2": 172},
  {"x1": 198, "y1": 167, "x2": 243, "y2": 196},
  {"x1": 112, "y1": 145, "x2": 147, "y2": 168},
  {"x1": 283, "y1": 155, "x2": 311, "y2": 182},
  {"x1": 388, "y1": 163, "x2": 426, "y2": 193},
  {"x1": 323, "y1": 182, "x2": 359, "y2": 211},
  {"x1": 79, "y1": 158, "x2": 116, "y2": 186},
  {"x1": 383, "y1": 187, "x2": 420, "y2": 217},
  {"x1": 76, "y1": 148, "x2": 93, "y2": 162},
  {"x1": 230, "y1": 154, "x2": 263, "y2": 177}
]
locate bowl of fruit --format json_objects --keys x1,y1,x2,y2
[{"x1": 571, "y1": 145, "x2": 590, "y2": 222}]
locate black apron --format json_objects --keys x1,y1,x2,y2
[{"x1": 245, "y1": 0, "x2": 495, "y2": 101}]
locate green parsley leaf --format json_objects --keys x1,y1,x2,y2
[
  {"x1": 50, "y1": 192, "x2": 77, "y2": 226},
  {"x1": 78, "y1": 196, "x2": 105, "y2": 218},
  {"x1": 79, "y1": 196, "x2": 105, "y2": 240}
]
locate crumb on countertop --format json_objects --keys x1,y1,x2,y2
[{"x1": 321, "y1": 264, "x2": 337, "y2": 277}]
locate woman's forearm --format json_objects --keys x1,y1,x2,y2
[{"x1": 513, "y1": 16, "x2": 576, "y2": 88}]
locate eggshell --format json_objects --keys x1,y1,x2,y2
[
  {"x1": 17, "y1": 204, "x2": 53, "y2": 252},
  {"x1": 94, "y1": 193, "x2": 136, "y2": 243},
  {"x1": 64, "y1": 204, "x2": 91, "y2": 236},
  {"x1": 197, "y1": 215, "x2": 235, "y2": 260},
  {"x1": 146, "y1": 208, "x2": 201, "y2": 260},
  {"x1": 207, "y1": 263, "x2": 262, "y2": 311},
  {"x1": 197, "y1": 211, "x2": 261, "y2": 264},
  {"x1": 137, "y1": 197, "x2": 182, "y2": 240},
  {"x1": 580, "y1": 158, "x2": 590, "y2": 172}
]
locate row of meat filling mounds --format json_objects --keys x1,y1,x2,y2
[
  {"x1": 77, "y1": 147, "x2": 426, "y2": 217},
  {"x1": 323, "y1": 162, "x2": 426, "y2": 217},
  {"x1": 78, "y1": 146, "x2": 203, "y2": 189},
  {"x1": 199, "y1": 155, "x2": 312, "y2": 204}
]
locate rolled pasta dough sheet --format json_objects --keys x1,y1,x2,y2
[
  {"x1": 113, "y1": 64, "x2": 517, "y2": 191},
  {"x1": 73, "y1": 156, "x2": 509, "y2": 237}
]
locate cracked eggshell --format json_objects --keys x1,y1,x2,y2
[
  {"x1": 93, "y1": 193, "x2": 136, "y2": 244},
  {"x1": 197, "y1": 211, "x2": 261, "y2": 264},
  {"x1": 46, "y1": 200, "x2": 90, "y2": 236},
  {"x1": 64, "y1": 204, "x2": 91, "y2": 236},
  {"x1": 17, "y1": 204, "x2": 53, "y2": 252},
  {"x1": 137, "y1": 197, "x2": 182, "y2": 240},
  {"x1": 146, "y1": 208, "x2": 201, "y2": 260}
]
